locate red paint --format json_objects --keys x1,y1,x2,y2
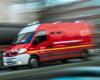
[{"x1": 5, "y1": 21, "x2": 94, "y2": 62}]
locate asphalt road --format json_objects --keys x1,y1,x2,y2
[{"x1": 0, "y1": 49, "x2": 100, "y2": 80}]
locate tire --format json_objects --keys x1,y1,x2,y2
[
  {"x1": 28, "y1": 57, "x2": 39, "y2": 68},
  {"x1": 80, "y1": 50, "x2": 89, "y2": 61},
  {"x1": 8, "y1": 66, "x2": 18, "y2": 70},
  {"x1": 61, "y1": 59, "x2": 68, "y2": 63}
]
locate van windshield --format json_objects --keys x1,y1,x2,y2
[{"x1": 13, "y1": 32, "x2": 35, "y2": 44}]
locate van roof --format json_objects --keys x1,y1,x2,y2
[
  {"x1": 19, "y1": 24, "x2": 40, "y2": 34},
  {"x1": 19, "y1": 21, "x2": 88, "y2": 34},
  {"x1": 38, "y1": 22, "x2": 88, "y2": 29}
]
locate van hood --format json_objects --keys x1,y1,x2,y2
[{"x1": 6, "y1": 44, "x2": 29, "y2": 53}]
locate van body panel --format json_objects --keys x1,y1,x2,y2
[
  {"x1": 6, "y1": 44, "x2": 29, "y2": 52},
  {"x1": 3, "y1": 22, "x2": 94, "y2": 66}
]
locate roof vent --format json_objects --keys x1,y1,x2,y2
[
  {"x1": 52, "y1": 21, "x2": 62, "y2": 24},
  {"x1": 28, "y1": 21, "x2": 40, "y2": 26},
  {"x1": 75, "y1": 20, "x2": 85, "y2": 23}
]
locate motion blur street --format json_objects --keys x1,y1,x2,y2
[
  {"x1": 0, "y1": 0, "x2": 99, "y2": 80},
  {"x1": 0, "y1": 49, "x2": 99, "y2": 80}
]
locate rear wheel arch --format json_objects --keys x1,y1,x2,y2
[
  {"x1": 83, "y1": 49, "x2": 89, "y2": 53},
  {"x1": 80, "y1": 49, "x2": 89, "y2": 60}
]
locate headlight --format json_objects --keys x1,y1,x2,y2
[
  {"x1": 3, "y1": 52, "x2": 6, "y2": 56},
  {"x1": 18, "y1": 48, "x2": 27, "y2": 54}
]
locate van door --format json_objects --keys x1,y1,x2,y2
[
  {"x1": 31, "y1": 30, "x2": 49, "y2": 58},
  {"x1": 46, "y1": 31, "x2": 67, "y2": 60}
]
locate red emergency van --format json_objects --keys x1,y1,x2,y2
[{"x1": 3, "y1": 21, "x2": 94, "y2": 69}]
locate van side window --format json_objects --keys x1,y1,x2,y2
[
  {"x1": 50, "y1": 32, "x2": 54, "y2": 34},
  {"x1": 33, "y1": 30, "x2": 47, "y2": 45},
  {"x1": 56, "y1": 32, "x2": 62, "y2": 34}
]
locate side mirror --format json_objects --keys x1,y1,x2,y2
[{"x1": 32, "y1": 36, "x2": 38, "y2": 45}]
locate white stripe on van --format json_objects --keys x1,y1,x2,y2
[{"x1": 53, "y1": 40, "x2": 82, "y2": 44}]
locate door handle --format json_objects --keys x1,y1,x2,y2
[{"x1": 47, "y1": 45, "x2": 53, "y2": 48}]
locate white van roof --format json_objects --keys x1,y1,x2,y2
[{"x1": 19, "y1": 24, "x2": 40, "y2": 34}]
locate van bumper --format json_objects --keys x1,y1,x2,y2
[{"x1": 3, "y1": 54, "x2": 30, "y2": 67}]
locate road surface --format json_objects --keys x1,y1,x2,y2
[{"x1": 0, "y1": 49, "x2": 100, "y2": 80}]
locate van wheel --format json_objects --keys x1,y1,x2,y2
[
  {"x1": 61, "y1": 59, "x2": 68, "y2": 63},
  {"x1": 28, "y1": 58, "x2": 39, "y2": 68},
  {"x1": 80, "y1": 50, "x2": 89, "y2": 61},
  {"x1": 8, "y1": 66, "x2": 18, "y2": 70}
]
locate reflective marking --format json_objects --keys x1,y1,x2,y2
[
  {"x1": 27, "y1": 44, "x2": 93, "y2": 53},
  {"x1": 53, "y1": 40, "x2": 82, "y2": 44},
  {"x1": 80, "y1": 30, "x2": 90, "y2": 36}
]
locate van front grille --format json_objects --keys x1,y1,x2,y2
[{"x1": 4, "y1": 52, "x2": 17, "y2": 57}]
